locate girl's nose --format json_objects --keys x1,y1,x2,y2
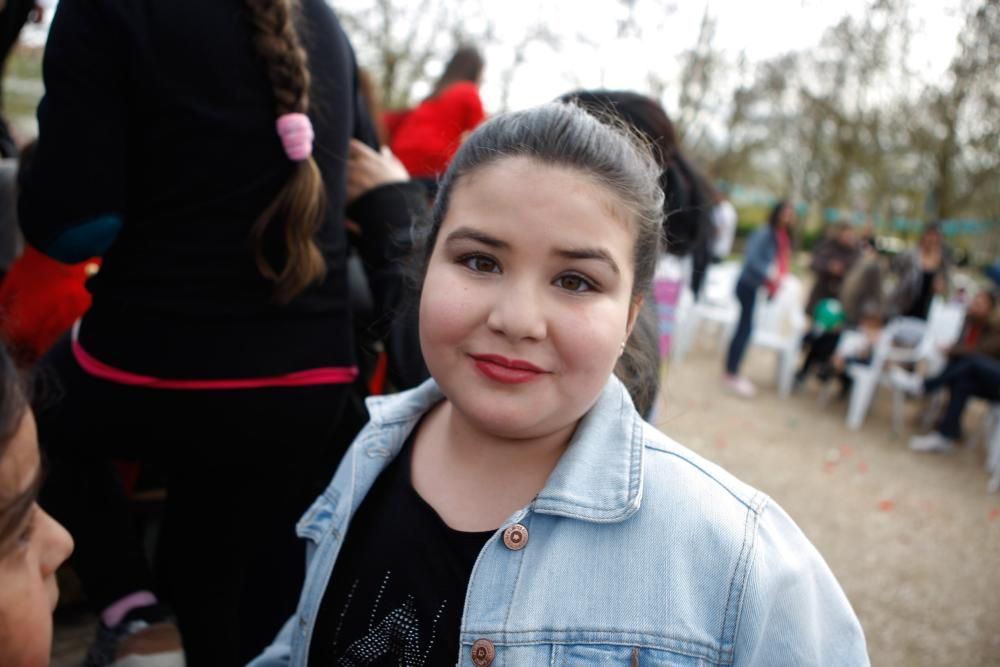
[
  {"x1": 485, "y1": 278, "x2": 547, "y2": 341},
  {"x1": 37, "y1": 505, "x2": 74, "y2": 576}
]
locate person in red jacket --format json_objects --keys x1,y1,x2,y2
[{"x1": 390, "y1": 45, "x2": 485, "y2": 183}]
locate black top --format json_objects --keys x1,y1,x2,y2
[
  {"x1": 19, "y1": 0, "x2": 380, "y2": 378},
  {"x1": 904, "y1": 270, "x2": 936, "y2": 320},
  {"x1": 308, "y1": 435, "x2": 493, "y2": 666}
]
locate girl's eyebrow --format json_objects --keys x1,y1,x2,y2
[
  {"x1": 445, "y1": 227, "x2": 621, "y2": 275},
  {"x1": 444, "y1": 226, "x2": 509, "y2": 249},
  {"x1": 553, "y1": 247, "x2": 620, "y2": 275}
]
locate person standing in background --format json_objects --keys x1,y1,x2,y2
[
  {"x1": 711, "y1": 188, "x2": 737, "y2": 262},
  {"x1": 389, "y1": 45, "x2": 486, "y2": 190},
  {"x1": 724, "y1": 200, "x2": 795, "y2": 397},
  {"x1": 19, "y1": 1, "x2": 418, "y2": 665}
]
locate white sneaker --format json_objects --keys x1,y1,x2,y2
[
  {"x1": 724, "y1": 374, "x2": 757, "y2": 398},
  {"x1": 908, "y1": 431, "x2": 955, "y2": 453},
  {"x1": 890, "y1": 366, "x2": 924, "y2": 396}
]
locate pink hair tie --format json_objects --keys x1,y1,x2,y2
[{"x1": 276, "y1": 112, "x2": 314, "y2": 162}]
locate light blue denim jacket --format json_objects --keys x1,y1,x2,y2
[
  {"x1": 740, "y1": 225, "x2": 777, "y2": 289},
  {"x1": 250, "y1": 377, "x2": 869, "y2": 666}
]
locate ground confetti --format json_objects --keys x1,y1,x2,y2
[{"x1": 878, "y1": 499, "x2": 896, "y2": 513}]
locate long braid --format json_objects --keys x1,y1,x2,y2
[{"x1": 244, "y1": 0, "x2": 327, "y2": 303}]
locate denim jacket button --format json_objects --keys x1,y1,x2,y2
[
  {"x1": 502, "y1": 523, "x2": 528, "y2": 550},
  {"x1": 471, "y1": 638, "x2": 495, "y2": 666}
]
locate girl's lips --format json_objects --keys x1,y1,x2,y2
[{"x1": 470, "y1": 354, "x2": 547, "y2": 384}]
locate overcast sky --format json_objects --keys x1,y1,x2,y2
[
  {"x1": 24, "y1": 0, "x2": 967, "y2": 115},
  {"x1": 460, "y1": 0, "x2": 966, "y2": 111}
]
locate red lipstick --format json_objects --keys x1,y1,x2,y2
[{"x1": 470, "y1": 354, "x2": 546, "y2": 384}]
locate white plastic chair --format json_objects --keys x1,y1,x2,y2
[
  {"x1": 846, "y1": 317, "x2": 929, "y2": 430},
  {"x1": 886, "y1": 298, "x2": 967, "y2": 431},
  {"x1": 984, "y1": 404, "x2": 1000, "y2": 494},
  {"x1": 748, "y1": 275, "x2": 807, "y2": 397},
  {"x1": 671, "y1": 260, "x2": 741, "y2": 362},
  {"x1": 921, "y1": 298, "x2": 967, "y2": 375}
]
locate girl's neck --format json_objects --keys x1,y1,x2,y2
[{"x1": 410, "y1": 400, "x2": 576, "y2": 532}]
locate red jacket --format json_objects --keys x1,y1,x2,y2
[{"x1": 390, "y1": 81, "x2": 485, "y2": 177}]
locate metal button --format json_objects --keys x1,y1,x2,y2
[
  {"x1": 502, "y1": 523, "x2": 528, "y2": 550},
  {"x1": 471, "y1": 638, "x2": 495, "y2": 666}
]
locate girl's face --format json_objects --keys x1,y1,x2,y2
[
  {"x1": 420, "y1": 157, "x2": 641, "y2": 440},
  {"x1": 0, "y1": 411, "x2": 74, "y2": 667}
]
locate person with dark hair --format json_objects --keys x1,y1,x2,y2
[
  {"x1": 806, "y1": 221, "x2": 858, "y2": 316},
  {"x1": 893, "y1": 289, "x2": 1000, "y2": 452},
  {"x1": 389, "y1": 45, "x2": 486, "y2": 183},
  {"x1": 556, "y1": 88, "x2": 711, "y2": 415},
  {"x1": 889, "y1": 222, "x2": 950, "y2": 320},
  {"x1": 17, "y1": 1, "x2": 423, "y2": 664},
  {"x1": 0, "y1": 341, "x2": 74, "y2": 667},
  {"x1": 560, "y1": 89, "x2": 715, "y2": 298},
  {"x1": 724, "y1": 199, "x2": 796, "y2": 397},
  {"x1": 251, "y1": 104, "x2": 867, "y2": 667}
]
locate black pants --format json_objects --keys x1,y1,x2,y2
[
  {"x1": 924, "y1": 354, "x2": 1000, "y2": 440},
  {"x1": 725, "y1": 278, "x2": 757, "y2": 375},
  {"x1": 35, "y1": 336, "x2": 364, "y2": 666},
  {"x1": 797, "y1": 330, "x2": 842, "y2": 380}
]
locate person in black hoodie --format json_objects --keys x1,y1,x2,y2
[{"x1": 18, "y1": 1, "x2": 425, "y2": 665}]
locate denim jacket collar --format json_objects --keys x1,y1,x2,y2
[{"x1": 364, "y1": 376, "x2": 644, "y2": 524}]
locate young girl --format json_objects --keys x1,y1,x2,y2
[
  {"x1": 0, "y1": 344, "x2": 74, "y2": 667},
  {"x1": 252, "y1": 104, "x2": 868, "y2": 666}
]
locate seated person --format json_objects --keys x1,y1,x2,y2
[
  {"x1": 814, "y1": 305, "x2": 884, "y2": 401},
  {"x1": 794, "y1": 297, "x2": 847, "y2": 390},
  {"x1": 892, "y1": 289, "x2": 1000, "y2": 452}
]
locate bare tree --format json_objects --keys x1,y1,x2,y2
[{"x1": 335, "y1": 0, "x2": 492, "y2": 109}]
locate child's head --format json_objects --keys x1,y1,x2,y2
[
  {"x1": 0, "y1": 346, "x2": 73, "y2": 667},
  {"x1": 858, "y1": 303, "x2": 884, "y2": 331},
  {"x1": 416, "y1": 103, "x2": 663, "y2": 437}
]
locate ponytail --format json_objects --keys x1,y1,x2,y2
[{"x1": 243, "y1": 0, "x2": 327, "y2": 303}]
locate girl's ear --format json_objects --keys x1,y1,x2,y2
[{"x1": 625, "y1": 294, "x2": 644, "y2": 339}]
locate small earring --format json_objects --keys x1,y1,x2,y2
[{"x1": 619, "y1": 340, "x2": 627, "y2": 356}]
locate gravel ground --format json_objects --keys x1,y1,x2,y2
[
  {"x1": 656, "y1": 341, "x2": 1000, "y2": 666},
  {"x1": 50, "y1": 340, "x2": 1000, "y2": 666}
]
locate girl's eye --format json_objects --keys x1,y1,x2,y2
[
  {"x1": 460, "y1": 254, "x2": 500, "y2": 274},
  {"x1": 555, "y1": 274, "x2": 595, "y2": 293}
]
